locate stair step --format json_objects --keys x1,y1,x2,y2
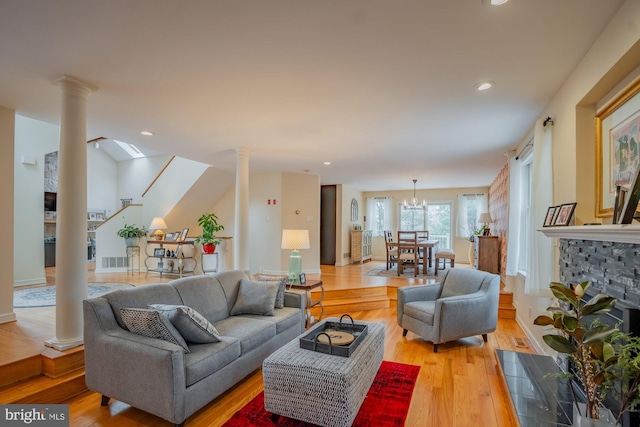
[
  {"x1": 500, "y1": 292, "x2": 513, "y2": 305},
  {"x1": 499, "y1": 303, "x2": 517, "y2": 320},
  {"x1": 310, "y1": 295, "x2": 389, "y2": 317},
  {"x1": 0, "y1": 355, "x2": 42, "y2": 389},
  {"x1": 0, "y1": 370, "x2": 87, "y2": 404},
  {"x1": 42, "y1": 346, "x2": 85, "y2": 378},
  {"x1": 310, "y1": 286, "x2": 387, "y2": 301}
]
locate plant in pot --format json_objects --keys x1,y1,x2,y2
[
  {"x1": 194, "y1": 212, "x2": 224, "y2": 254},
  {"x1": 116, "y1": 222, "x2": 148, "y2": 247},
  {"x1": 534, "y1": 281, "x2": 621, "y2": 425}
]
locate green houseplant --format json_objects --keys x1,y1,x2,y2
[
  {"x1": 116, "y1": 221, "x2": 148, "y2": 247},
  {"x1": 532, "y1": 281, "x2": 640, "y2": 425},
  {"x1": 194, "y1": 212, "x2": 224, "y2": 254}
]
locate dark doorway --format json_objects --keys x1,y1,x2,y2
[{"x1": 320, "y1": 185, "x2": 337, "y2": 265}]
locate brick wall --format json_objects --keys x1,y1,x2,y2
[{"x1": 558, "y1": 239, "x2": 640, "y2": 309}]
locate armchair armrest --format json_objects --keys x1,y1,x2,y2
[
  {"x1": 433, "y1": 290, "x2": 498, "y2": 343},
  {"x1": 397, "y1": 283, "x2": 442, "y2": 324},
  {"x1": 83, "y1": 299, "x2": 188, "y2": 424}
]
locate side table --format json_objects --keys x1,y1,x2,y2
[
  {"x1": 126, "y1": 246, "x2": 140, "y2": 274},
  {"x1": 289, "y1": 280, "x2": 324, "y2": 328}
]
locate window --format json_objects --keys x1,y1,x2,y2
[
  {"x1": 426, "y1": 202, "x2": 452, "y2": 249},
  {"x1": 399, "y1": 202, "x2": 452, "y2": 248},
  {"x1": 456, "y1": 193, "x2": 487, "y2": 238}
]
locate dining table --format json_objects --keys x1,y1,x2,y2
[{"x1": 415, "y1": 239, "x2": 439, "y2": 272}]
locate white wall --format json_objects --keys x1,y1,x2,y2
[
  {"x1": 1, "y1": 107, "x2": 16, "y2": 323},
  {"x1": 338, "y1": 185, "x2": 362, "y2": 266},
  {"x1": 116, "y1": 154, "x2": 174, "y2": 205},
  {"x1": 248, "y1": 173, "x2": 283, "y2": 274},
  {"x1": 509, "y1": 0, "x2": 640, "y2": 355},
  {"x1": 87, "y1": 146, "x2": 118, "y2": 216},
  {"x1": 14, "y1": 115, "x2": 59, "y2": 286}
]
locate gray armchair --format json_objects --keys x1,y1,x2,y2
[{"x1": 397, "y1": 268, "x2": 500, "y2": 352}]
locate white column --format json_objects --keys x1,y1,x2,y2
[
  {"x1": 0, "y1": 106, "x2": 16, "y2": 324},
  {"x1": 46, "y1": 76, "x2": 97, "y2": 351},
  {"x1": 234, "y1": 147, "x2": 250, "y2": 270}
]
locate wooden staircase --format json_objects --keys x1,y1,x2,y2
[{"x1": 0, "y1": 346, "x2": 87, "y2": 404}]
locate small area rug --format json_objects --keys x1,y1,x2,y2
[
  {"x1": 13, "y1": 283, "x2": 134, "y2": 308},
  {"x1": 365, "y1": 265, "x2": 439, "y2": 279},
  {"x1": 223, "y1": 360, "x2": 420, "y2": 427}
]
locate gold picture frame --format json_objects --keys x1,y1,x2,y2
[{"x1": 596, "y1": 77, "x2": 640, "y2": 217}]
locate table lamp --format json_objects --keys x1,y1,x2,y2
[
  {"x1": 281, "y1": 229, "x2": 310, "y2": 284},
  {"x1": 478, "y1": 212, "x2": 493, "y2": 236},
  {"x1": 149, "y1": 217, "x2": 168, "y2": 240}
]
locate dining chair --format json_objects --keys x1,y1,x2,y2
[
  {"x1": 384, "y1": 230, "x2": 398, "y2": 270},
  {"x1": 397, "y1": 231, "x2": 418, "y2": 276}
]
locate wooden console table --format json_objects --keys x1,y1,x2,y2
[{"x1": 289, "y1": 280, "x2": 324, "y2": 328}]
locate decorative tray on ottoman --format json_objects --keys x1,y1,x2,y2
[{"x1": 299, "y1": 314, "x2": 368, "y2": 358}]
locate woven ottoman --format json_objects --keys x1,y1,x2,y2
[{"x1": 262, "y1": 318, "x2": 385, "y2": 427}]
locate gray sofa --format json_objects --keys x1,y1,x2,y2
[
  {"x1": 83, "y1": 270, "x2": 305, "y2": 426},
  {"x1": 397, "y1": 268, "x2": 500, "y2": 352}
]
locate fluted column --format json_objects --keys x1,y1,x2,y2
[
  {"x1": 45, "y1": 76, "x2": 97, "y2": 351},
  {"x1": 234, "y1": 147, "x2": 250, "y2": 270}
]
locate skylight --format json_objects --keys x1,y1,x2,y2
[{"x1": 114, "y1": 140, "x2": 146, "y2": 159}]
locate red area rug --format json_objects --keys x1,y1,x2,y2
[{"x1": 223, "y1": 360, "x2": 420, "y2": 427}]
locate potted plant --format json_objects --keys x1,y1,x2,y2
[
  {"x1": 533, "y1": 282, "x2": 640, "y2": 425},
  {"x1": 117, "y1": 221, "x2": 148, "y2": 247},
  {"x1": 194, "y1": 212, "x2": 224, "y2": 254}
]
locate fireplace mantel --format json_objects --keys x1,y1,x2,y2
[{"x1": 540, "y1": 224, "x2": 640, "y2": 244}]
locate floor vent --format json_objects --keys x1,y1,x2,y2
[
  {"x1": 512, "y1": 337, "x2": 529, "y2": 348},
  {"x1": 101, "y1": 257, "x2": 128, "y2": 269}
]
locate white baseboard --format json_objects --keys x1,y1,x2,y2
[
  {"x1": 0, "y1": 312, "x2": 17, "y2": 324},
  {"x1": 94, "y1": 267, "x2": 128, "y2": 274},
  {"x1": 14, "y1": 278, "x2": 46, "y2": 287}
]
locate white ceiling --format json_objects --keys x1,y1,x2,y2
[{"x1": 0, "y1": 0, "x2": 625, "y2": 191}]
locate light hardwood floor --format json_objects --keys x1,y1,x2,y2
[{"x1": 3, "y1": 262, "x2": 533, "y2": 426}]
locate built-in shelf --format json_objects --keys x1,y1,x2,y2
[{"x1": 539, "y1": 224, "x2": 640, "y2": 244}]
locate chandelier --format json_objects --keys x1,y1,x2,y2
[{"x1": 402, "y1": 179, "x2": 426, "y2": 209}]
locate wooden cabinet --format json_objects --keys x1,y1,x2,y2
[
  {"x1": 475, "y1": 235, "x2": 499, "y2": 274},
  {"x1": 351, "y1": 230, "x2": 373, "y2": 264}
]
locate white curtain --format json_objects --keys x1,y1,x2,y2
[
  {"x1": 456, "y1": 193, "x2": 487, "y2": 237},
  {"x1": 366, "y1": 197, "x2": 392, "y2": 236},
  {"x1": 456, "y1": 194, "x2": 468, "y2": 237},
  {"x1": 525, "y1": 120, "x2": 554, "y2": 296},
  {"x1": 506, "y1": 155, "x2": 522, "y2": 276}
]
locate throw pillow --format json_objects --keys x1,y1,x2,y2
[
  {"x1": 255, "y1": 275, "x2": 288, "y2": 309},
  {"x1": 120, "y1": 308, "x2": 189, "y2": 352},
  {"x1": 230, "y1": 278, "x2": 280, "y2": 316},
  {"x1": 148, "y1": 304, "x2": 221, "y2": 343}
]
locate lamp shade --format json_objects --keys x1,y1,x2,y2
[
  {"x1": 149, "y1": 217, "x2": 167, "y2": 230},
  {"x1": 478, "y1": 213, "x2": 493, "y2": 224},
  {"x1": 281, "y1": 229, "x2": 310, "y2": 250}
]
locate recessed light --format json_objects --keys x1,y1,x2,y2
[
  {"x1": 140, "y1": 131, "x2": 154, "y2": 136},
  {"x1": 475, "y1": 82, "x2": 494, "y2": 91},
  {"x1": 323, "y1": 161, "x2": 332, "y2": 165},
  {"x1": 491, "y1": 0, "x2": 509, "y2": 5}
]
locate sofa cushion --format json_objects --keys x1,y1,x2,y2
[
  {"x1": 214, "y1": 316, "x2": 276, "y2": 354},
  {"x1": 120, "y1": 308, "x2": 189, "y2": 352},
  {"x1": 404, "y1": 301, "x2": 436, "y2": 326},
  {"x1": 236, "y1": 307, "x2": 301, "y2": 334},
  {"x1": 254, "y1": 275, "x2": 288, "y2": 309},
  {"x1": 184, "y1": 337, "x2": 241, "y2": 386},
  {"x1": 149, "y1": 304, "x2": 221, "y2": 343},
  {"x1": 230, "y1": 279, "x2": 280, "y2": 316}
]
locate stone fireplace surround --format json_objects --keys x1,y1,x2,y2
[{"x1": 541, "y1": 224, "x2": 640, "y2": 309}]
